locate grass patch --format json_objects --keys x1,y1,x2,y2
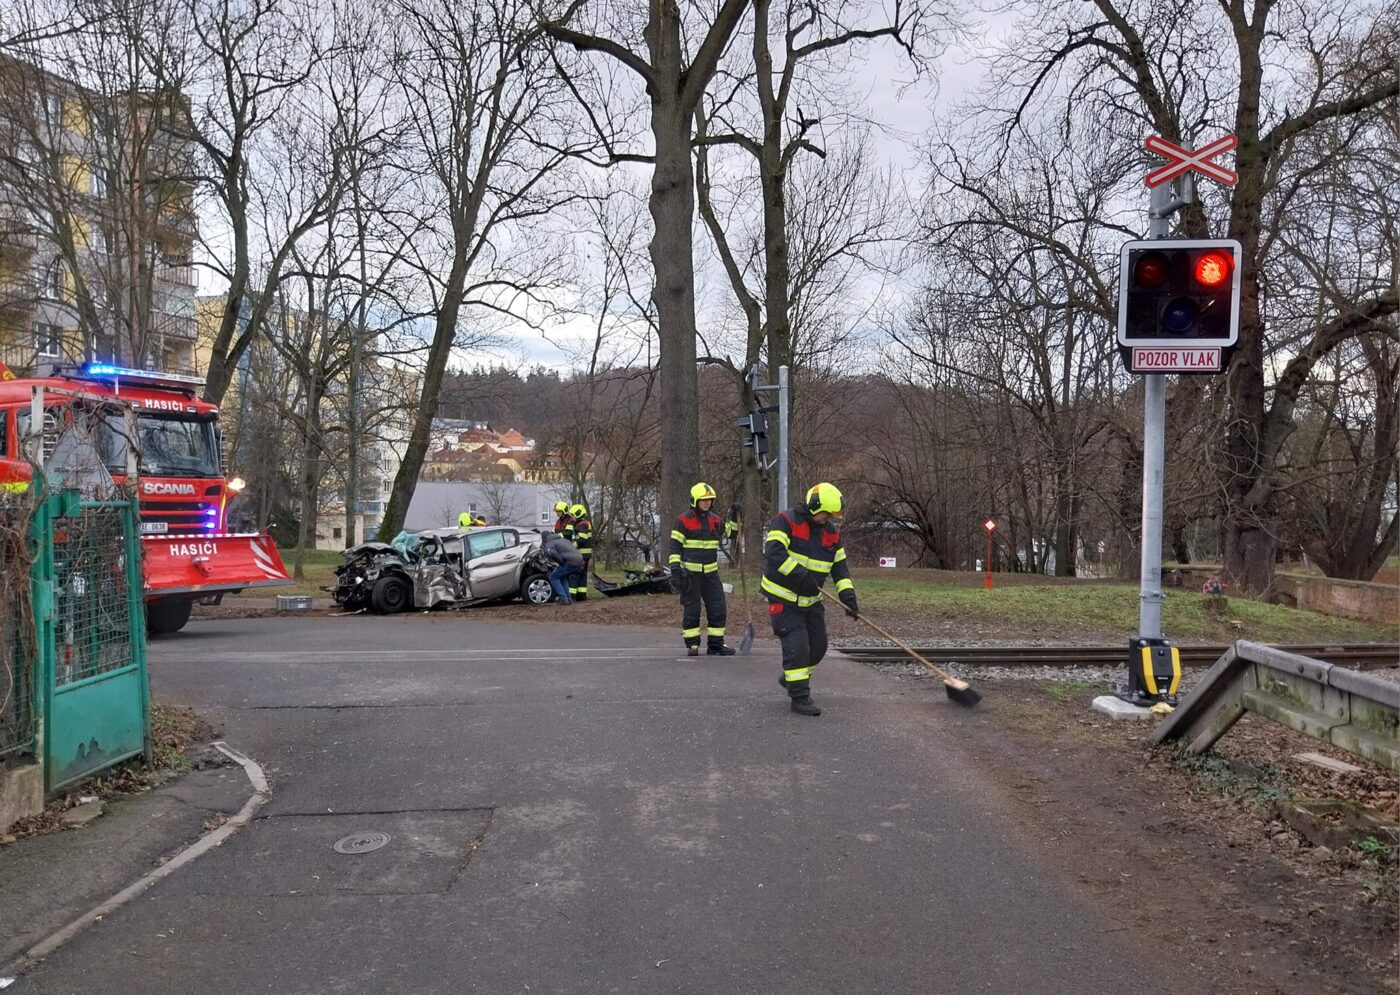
[
  {"x1": 851, "y1": 575, "x2": 1392, "y2": 643},
  {"x1": 1043, "y1": 680, "x2": 1105, "y2": 702},
  {"x1": 1173, "y1": 747, "x2": 1290, "y2": 805}
]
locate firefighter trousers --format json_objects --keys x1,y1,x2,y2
[
  {"x1": 769, "y1": 601, "x2": 828, "y2": 698},
  {"x1": 680, "y1": 571, "x2": 727, "y2": 649},
  {"x1": 570, "y1": 556, "x2": 591, "y2": 600}
]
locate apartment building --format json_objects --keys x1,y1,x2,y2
[{"x1": 0, "y1": 56, "x2": 198, "y2": 375}]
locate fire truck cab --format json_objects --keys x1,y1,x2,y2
[{"x1": 0, "y1": 364, "x2": 291, "y2": 635}]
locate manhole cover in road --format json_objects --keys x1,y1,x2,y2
[{"x1": 333, "y1": 831, "x2": 391, "y2": 855}]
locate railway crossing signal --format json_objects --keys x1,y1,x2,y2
[{"x1": 1117, "y1": 238, "x2": 1243, "y2": 374}]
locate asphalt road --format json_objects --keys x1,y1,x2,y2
[{"x1": 17, "y1": 613, "x2": 1209, "y2": 994}]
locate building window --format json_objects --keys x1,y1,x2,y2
[
  {"x1": 88, "y1": 226, "x2": 106, "y2": 253},
  {"x1": 36, "y1": 322, "x2": 62, "y2": 359},
  {"x1": 39, "y1": 94, "x2": 61, "y2": 123},
  {"x1": 44, "y1": 259, "x2": 65, "y2": 299},
  {"x1": 90, "y1": 168, "x2": 106, "y2": 197},
  {"x1": 333, "y1": 527, "x2": 342, "y2": 540}
]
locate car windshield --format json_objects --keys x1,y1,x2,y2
[{"x1": 135, "y1": 415, "x2": 220, "y2": 477}]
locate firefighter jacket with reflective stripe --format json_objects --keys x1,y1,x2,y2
[
  {"x1": 669, "y1": 510, "x2": 725, "y2": 573},
  {"x1": 762, "y1": 509, "x2": 854, "y2": 607},
  {"x1": 554, "y1": 516, "x2": 574, "y2": 540},
  {"x1": 572, "y1": 516, "x2": 594, "y2": 557}
]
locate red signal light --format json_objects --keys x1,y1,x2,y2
[
  {"x1": 1194, "y1": 251, "x2": 1231, "y2": 287},
  {"x1": 1133, "y1": 252, "x2": 1169, "y2": 288}
]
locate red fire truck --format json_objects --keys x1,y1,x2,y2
[{"x1": 0, "y1": 363, "x2": 291, "y2": 634}]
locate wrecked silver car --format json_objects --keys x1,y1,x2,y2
[{"x1": 331, "y1": 527, "x2": 556, "y2": 614}]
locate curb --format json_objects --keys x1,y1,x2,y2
[{"x1": 1, "y1": 741, "x2": 269, "y2": 982}]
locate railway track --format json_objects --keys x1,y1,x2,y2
[{"x1": 835, "y1": 643, "x2": 1400, "y2": 671}]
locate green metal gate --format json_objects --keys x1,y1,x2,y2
[{"x1": 32, "y1": 490, "x2": 149, "y2": 793}]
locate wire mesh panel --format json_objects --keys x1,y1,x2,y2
[
  {"x1": 0, "y1": 494, "x2": 36, "y2": 761},
  {"x1": 36, "y1": 492, "x2": 149, "y2": 793},
  {"x1": 52, "y1": 505, "x2": 135, "y2": 685}
]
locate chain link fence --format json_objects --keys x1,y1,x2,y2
[{"x1": 53, "y1": 504, "x2": 135, "y2": 686}]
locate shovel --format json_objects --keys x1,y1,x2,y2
[{"x1": 731, "y1": 507, "x2": 755, "y2": 654}]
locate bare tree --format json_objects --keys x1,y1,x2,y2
[
  {"x1": 541, "y1": 0, "x2": 750, "y2": 517},
  {"x1": 985, "y1": 0, "x2": 1398, "y2": 593},
  {"x1": 375, "y1": 0, "x2": 590, "y2": 539}
]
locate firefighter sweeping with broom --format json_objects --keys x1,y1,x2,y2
[
  {"x1": 762, "y1": 482, "x2": 858, "y2": 716},
  {"x1": 670, "y1": 482, "x2": 740, "y2": 656}
]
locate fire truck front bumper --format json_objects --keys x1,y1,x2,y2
[{"x1": 142, "y1": 532, "x2": 292, "y2": 598}]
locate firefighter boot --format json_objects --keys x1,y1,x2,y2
[
  {"x1": 791, "y1": 695, "x2": 822, "y2": 716},
  {"x1": 707, "y1": 643, "x2": 736, "y2": 656},
  {"x1": 687, "y1": 646, "x2": 700, "y2": 657}
]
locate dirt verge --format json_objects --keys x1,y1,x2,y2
[{"x1": 886, "y1": 674, "x2": 1399, "y2": 995}]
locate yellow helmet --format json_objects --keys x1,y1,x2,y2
[
  {"x1": 690, "y1": 482, "x2": 717, "y2": 507},
  {"x1": 569, "y1": 503, "x2": 587, "y2": 518},
  {"x1": 805, "y1": 482, "x2": 843, "y2": 516},
  {"x1": 554, "y1": 501, "x2": 569, "y2": 515}
]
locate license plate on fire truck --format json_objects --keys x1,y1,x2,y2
[{"x1": 141, "y1": 522, "x2": 169, "y2": 534}]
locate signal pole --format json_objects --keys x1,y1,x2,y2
[{"x1": 1138, "y1": 182, "x2": 1172, "y2": 640}]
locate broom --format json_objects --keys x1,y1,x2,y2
[
  {"x1": 731, "y1": 505, "x2": 755, "y2": 654},
  {"x1": 819, "y1": 588, "x2": 982, "y2": 708}
]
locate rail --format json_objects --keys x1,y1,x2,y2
[
  {"x1": 1152, "y1": 641, "x2": 1398, "y2": 771},
  {"x1": 835, "y1": 642, "x2": 1399, "y2": 671}
]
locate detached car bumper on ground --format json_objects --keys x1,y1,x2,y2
[{"x1": 331, "y1": 526, "x2": 556, "y2": 614}]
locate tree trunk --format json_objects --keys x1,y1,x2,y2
[
  {"x1": 646, "y1": 36, "x2": 700, "y2": 520},
  {"x1": 377, "y1": 270, "x2": 465, "y2": 540},
  {"x1": 754, "y1": 0, "x2": 793, "y2": 507},
  {"x1": 293, "y1": 380, "x2": 322, "y2": 581}
]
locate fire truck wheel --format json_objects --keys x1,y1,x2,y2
[
  {"x1": 370, "y1": 574, "x2": 411, "y2": 614},
  {"x1": 147, "y1": 600, "x2": 193, "y2": 637}
]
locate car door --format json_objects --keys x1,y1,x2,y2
[{"x1": 464, "y1": 528, "x2": 527, "y2": 599}]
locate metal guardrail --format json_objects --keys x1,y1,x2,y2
[{"x1": 1153, "y1": 641, "x2": 1399, "y2": 771}]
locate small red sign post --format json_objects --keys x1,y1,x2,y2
[{"x1": 983, "y1": 519, "x2": 996, "y2": 590}]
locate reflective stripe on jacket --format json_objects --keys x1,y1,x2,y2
[
  {"x1": 554, "y1": 516, "x2": 574, "y2": 540},
  {"x1": 669, "y1": 510, "x2": 725, "y2": 574},
  {"x1": 761, "y1": 508, "x2": 854, "y2": 607},
  {"x1": 572, "y1": 516, "x2": 594, "y2": 556}
]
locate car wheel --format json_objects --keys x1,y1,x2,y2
[
  {"x1": 521, "y1": 573, "x2": 554, "y2": 605},
  {"x1": 370, "y1": 574, "x2": 411, "y2": 614}
]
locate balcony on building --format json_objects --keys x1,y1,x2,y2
[
  {"x1": 0, "y1": 271, "x2": 36, "y2": 313},
  {"x1": 0, "y1": 206, "x2": 37, "y2": 258},
  {"x1": 155, "y1": 258, "x2": 197, "y2": 288}
]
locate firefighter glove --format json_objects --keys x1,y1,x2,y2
[
  {"x1": 674, "y1": 570, "x2": 691, "y2": 597},
  {"x1": 839, "y1": 590, "x2": 859, "y2": 619}
]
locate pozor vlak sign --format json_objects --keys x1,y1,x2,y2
[{"x1": 1116, "y1": 237, "x2": 1243, "y2": 374}]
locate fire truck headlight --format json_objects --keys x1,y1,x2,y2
[{"x1": 228, "y1": 477, "x2": 246, "y2": 493}]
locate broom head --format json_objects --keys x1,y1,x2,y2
[{"x1": 942, "y1": 677, "x2": 982, "y2": 708}]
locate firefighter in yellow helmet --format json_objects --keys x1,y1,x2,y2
[
  {"x1": 568, "y1": 503, "x2": 593, "y2": 601},
  {"x1": 669, "y1": 482, "x2": 739, "y2": 656},
  {"x1": 762, "y1": 482, "x2": 857, "y2": 716},
  {"x1": 553, "y1": 500, "x2": 574, "y2": 538}
]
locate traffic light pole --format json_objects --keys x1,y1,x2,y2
[
  {"x1": 776, "y1": 365, "x2": 789, "y2": 512},
  {"x1": 749, "y1": 364, "x2": 790, "y2": 512}
]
